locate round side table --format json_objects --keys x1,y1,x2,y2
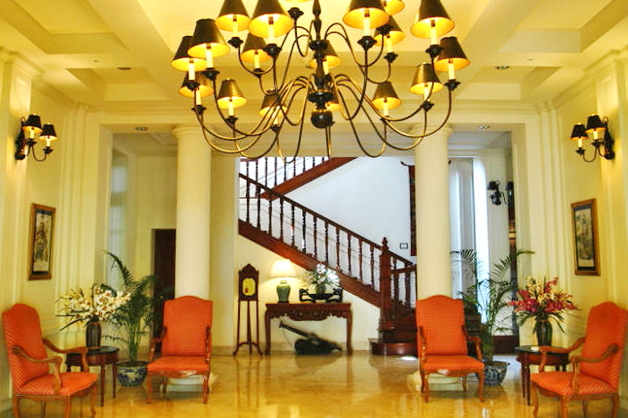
[{"x1": 66, "y1": 346, "x2": 119, "y2": 407}]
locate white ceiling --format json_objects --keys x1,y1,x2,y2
[{"x1": 2, "y1": 0, "x2": 626, "y2": 155}]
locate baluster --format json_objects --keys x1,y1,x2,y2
[
  {"x1": 370, "y1": 244, "x2": 375, "y2": 288},
  {"x1": 324, "y1": 223, "x2": 330, "y2": 266},
  {"x1": 293, "y1": 157, "x2": 297, "y2": 179},
  {"x1": 273, "y1": 157, "x2": 278, "y2": 189},
  {"x1": 301, "y1": 210, "x2": 307, "y2": 252},
  {"x1": 290, "y1": 205, "x2": 296, "y2": 247},
  {"x1": 358, "y1": 241, "x2": 364, "y2": 284},
  {"x1": 279, "y1": 196, "x2": 284, "y2": 242},
  {"x1": 335, "y1": 228, "x2": 340, "y2": 271},
  {"x1": 313, "y1": 217, "x2": 318, "y2": 259},
  {"x1": 256, "y1": 182, "x2": 261, "y2": 229},
  {"x1": 264, "y1": 158, "x2": 269, "y2": 189},
  {"x1": 347, "y1": 233, "x2": 352, "y2": 276},
  {"x1": 268, "y1": 185, "x2": 273, "y2": 236}
]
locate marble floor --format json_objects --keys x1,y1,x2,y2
[{"x1": 2, "y1": 353, "x2": 623, "y2": 418}]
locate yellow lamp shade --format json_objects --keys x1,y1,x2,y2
[
  {"x1": 570, "y1": 124, "x2": 587, "y2": 141},
  {"x1": 216, "y1": 0, "x2": 251, "y2": 32},
  {"x1": 39, "y1": 124, "x2": 57, "y2": 142},
  {"x1": 171, "y1": 36, "x2": 207, "y2": 72},
  {"x1": 343, "y1": 0, "x2": 389, "y2": 30},
  {"x1": 188, "y1": 19, "x2": 231, "y2": 60},
  {"x1": 248, "y1": 0, "x2": 293, "y2": 39},
  {"x1": 410, "y1": 0, "x2": 454, "y2": 39},
  {"x1": 374, "y1": 16, "x2": 405, "y2": 46},
  {"x1": 585, "y1": 115, "x2": 605, "y2": 134},
  {"x1": 410, "y1": 63, "x2": 443, "y2": 95},
  {"x1": 217, "y1": 79, "x2": 247, "y2": 109},
  {"x1": 240, "y1": 34, "x2": 271, "y2": 64},
  {"x1": 382, "y1": 0, "x2": 405, "y2": 15},
  {"x1": 22, "y1": 114, "x2": 42, "y2": 136},
  {"x1": 178, "y1": 73, "x2": 213, "y2": 98},
  {"x1": 258, "y1": 91, "x2": 286, "y2": 116},
  {"x1": 434, "y1": 36, "x2": 469, "y2": 72},
  {"x1": 308, "y1": 42, "x2": 341, "y2": 70},
  {"x1": 372, "y1": 81, "x2": 402, "y2": 111}
]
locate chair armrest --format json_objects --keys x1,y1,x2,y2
[
  {"x1": 205, "y1": 326, "x2": 212, "y2": 362},
  {"x1": 149, "y1": 328, "x2": 167, "y2": 361},
  {"x1": 539, "y1": 337, "x2": 585, "y2": 371},
  {"x1": 43, "y1": 338, "x2": 90, "y2": 370},
  {"x1": 12, "y1": 345, "x2": 62, "y2": 393},
  {"x1": 417, "y1": 326, "x2": 427, "y2": 362},
  {"x1": 466, "y1": 335, "x2": 483, "y2": 362},
  {"x1": 569, "y1": 343, "x2": 619, "y2": 392}
]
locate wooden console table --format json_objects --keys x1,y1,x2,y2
[
  {"x1": 66, "y1": 346, "x2": 119, "y2": 407},
  {"x1": 515, "y1": 345, "x2": 569, "y2": 405},
  {"x1": 265, "y1": 303, "x2": 352, "y2": 355}
]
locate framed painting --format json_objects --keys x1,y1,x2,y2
[
  {"x1": 28, "y1": 203, "x2": 55, "y2": 280},
  {"x1": 571, "y1": 199, "x2": 599, "y2": 275}
]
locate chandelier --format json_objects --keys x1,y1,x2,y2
[{"x1": 171, "y1": 0, "x2": 469, "y2": 158}]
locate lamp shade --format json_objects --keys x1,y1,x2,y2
[
  {"x1": 216, "y1": 0, "x2": 251, "y2": 32},
  {"x1": 309, "y1": 42, "x2": 341, "y2": 70},
  {"x1": 188, "y1": 19, "x2": 230, "y2": 60},
  {"x1": 217, "y1": 79, "x2": 247, "y2": 109},
  {"x1": 585, "y1": 114, "x2": 605, "y2": 134},
  {"x1": 240, "y1": 34, "x2": 271, "y2": 64},
  {"x1": 434, "y1": 36, "x2": 469, "y2": 72},
  {"x1": 374, "y1": 16, "x2": 405, "y2": 46},
  {"x1": 570, "y1": 123, "x2": 587, "y2": 141},
  {"x1": 410, "y1": 63, "x2": 443, "y2": 95},
  {"x1": 258, "y1": 91, "x2": 286, "y2": 117},
  {"x1": 343, "y1": 0, "x2": 389, "y2": 30},
  {"x1": 249, "y1": 0, "x2": 293, "y2": 39},
  {"x1": 22, "y1": 114, "x2": 42, "y2": 135},
  {"x1": 411, "y1": 0, "x2": 455, "y2": 39},
  {"x1": 372, "y1": 81, "x2": 402, "y2": 111},
  {"x1": 268, "y1": 259, "x2": 297, "y2": 279},
  {"x1": 382, "y1": 0, "x2": 405, "y2": 15},
  {"x1": 179, "y1": 73, "x2": 213, "y2": 98},
  {"x1": 171, "y1": 36, "x2": 207, "y2": 72},
  {"x1": 39, "y1": 124, "x2": 57, "y2": 142}
]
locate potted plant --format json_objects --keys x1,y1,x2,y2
[
  {"x1": 298, "y1": 263, "x2": 343, "y2": 303},
  {"x1": 454, "y1": 249, "x2": 533, "y2": 385},
  {"x1": 105, "y1": 251, "x2": 171, "y2": 387}
]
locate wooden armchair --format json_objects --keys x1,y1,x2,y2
[
  {"x1": 415, "y1": 295, "x2": 485, "y2": 402},
  {"x1": 531, "y1": 301, "x2": 628, "y2": 418},
  {"x1": 147, "y1": 295, "x2": 213, "y2": 403},
  {"x1": 2, "y1": 303, "x2": 97, "y2": 418}
]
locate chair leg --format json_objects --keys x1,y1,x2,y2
[
  {"x1": 531, "y1": 383, "x2": 539, "y2": 418},
  {"x1": 612, "y1": 394, "x2": 620, "y2": 418},
  {"x1": 462, "y1": 376, "x2": 468, "y2": 392},
  {"x1": 423, "y1": 372, "x2": 430, "y2": 402},
  {"x1": 12, "y1": 397, "x2": 21, "y2": 418},
  {"x1": 582, "y1": 400, "x2": 588, "y2": 417},
  {"x1": 90, "y1": 384, "x2": 96, "y2": 417},
  {"x1": 63, "y1": 398, "x2": 71, "y2": 418},
  {"x1": 477, "y1": 371, "x2": 485, "y2": 402},
  {"x1": 147, "y1": 372, "x2": 153, "y2": 403},
  {"x1": 39, "y1": 401, "x2": 45, "y2": 418},
  {"x1": 560, "y1": 397, "x2": 569, "y2": 418},
  {"x1": 202, "y1": 375, "x2": 209, "y2": 404}
]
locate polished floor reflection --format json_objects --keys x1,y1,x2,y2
[{"x1": 2, "y1": 353, "x2": 622, "y2": 418}]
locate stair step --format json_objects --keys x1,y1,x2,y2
[{"x1": 369, "y1": 338, "x2": 417, "y2": 356}]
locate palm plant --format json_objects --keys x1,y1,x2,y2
[
  {"x1": 105, "y1": 251, "x2": 170, "y2": 365},
  {"x1": 454, "y1": 249, "x2": 533, "y2": 363}
]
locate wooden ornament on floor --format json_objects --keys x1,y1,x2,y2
[{"x1": 233, "y1": 264, "x2": 262, "y2": 355}]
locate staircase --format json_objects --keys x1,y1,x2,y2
[{"x1": 238, "y1": 171, "x2": 417, "y2": 355}]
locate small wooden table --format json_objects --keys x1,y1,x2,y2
[
  {"x1": 66, "y1": 346, "x2": 119, "y2": 406},
  {"x1": 515, "y1": 345, "x2": 569, "y2": 405},
  {"x1": 265, "y1": 303, "x2": 352, "y2": 355}
]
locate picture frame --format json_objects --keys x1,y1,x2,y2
[
  {"x1": 28, "y1": 203, "x2": 55, "y2": 280},
  {"x1": 571, "y1": 199, "x2": 599, "y2": 275}
]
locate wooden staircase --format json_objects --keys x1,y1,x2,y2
[{"x1": 238, "y1": 171, "x2": 417, "y2": 355}]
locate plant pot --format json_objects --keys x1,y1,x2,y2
[
  {"x1": 117, "y1": 361, "x2": 148, "y2": 387},
  {"x1": 483, "y1": 360, "x2": 509, "y2": 386}
]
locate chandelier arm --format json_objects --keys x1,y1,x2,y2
[
  {"x1": 277, "y1": 32, "x2": 313, "y2": 90},
  {"x1": 324, "y1": 25, "x2": 385, "y2": 71},
  {"x1": 197, "y1": 124, "x2": 266, "y2": 155},
  {"x1": 277, "y1": 110, "x2": 308, "y2": 161},
  {"x1": 346, "y1": 114, "x2": 387, "y2": 157},
  {"x1": 275, "y1": 78, "x2": 310, "y2": 127},
  {"x1": 235, "y1": 133, "x2": 280, "y2": 159},
  {"x1": 29, "y1": 147, "x2": 49, "y2": 162},
  {"x1": 331, "y1": 72, "x2": 374, "y2": 122},
  {"x1": 194, "y1": 101, "x2": 275, "y2": 141}
]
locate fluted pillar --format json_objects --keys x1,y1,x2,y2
[
  {"x1": 414, "y1": 127, "x2": 453, "y2": 298},
  {"x1": 172, "y1": 126, "x2": 211, "y2": 298}
]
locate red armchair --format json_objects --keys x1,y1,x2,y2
[
  {"x1": 147, "y1": 295, "x2": 213, "y2": 403},
  {"x1": 2, "y1": 303, "x2": 97, "y2": 418},
  {"x1": 531, "y1": 301, "x2": 628, "y2": 418},
  {"x1": 416, "y1": 295, "x2": 485, "y2": 402}
]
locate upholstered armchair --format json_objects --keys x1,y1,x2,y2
[
  {"x1": 147, "y1": 295, "x2": 213, "y2": 403},
  {"x1": 531, "y1": 301, "x2": 628, "y2": 418},
  {"x1": 415, "y1": 295, "x2": 485, "y2": 402},
  {"x1": 2, "y1": 303, "x2": 97, "y2": 418}
]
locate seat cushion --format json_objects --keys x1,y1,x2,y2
[
  {"x1": 148, "y1": 356, "x2": 209, "y2": 374},
  {"x1": 531, "y1": 371, "x2": 616, "y2": 396},
  {"x1": 17, "y1": 372, "x2": 96, "y2": 396},
  {"x1": 421, "y1": 355, "x2": 484, "y2": 373}
]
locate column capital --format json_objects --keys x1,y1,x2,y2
[{"x1": 172, "y1": 125, "x2": 203, "y2": 141}]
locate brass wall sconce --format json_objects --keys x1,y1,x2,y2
[
  {"x1": 569, "y1": 115, "x2": 614, "y2": 163},
  {"x1": 15, "y1": 114, "x2": 58, "y2": 162}
]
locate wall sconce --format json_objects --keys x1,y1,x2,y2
[
  {"x1": 14, "y1": 114, "x2": 58, "y2": 162},
  {"x1": 487, "y1": 181, "x2": 504, "y2": 206},
  {"x1": 569, "y1": 115, "x2": 614, "y2": 163}
]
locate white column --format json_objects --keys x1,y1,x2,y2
[
  {"x1": 173, "y1": 126, "x2": 211, "y2": 298},
  {"x1": 414, "y1": 127, "x2": 453, "y2": 298}
]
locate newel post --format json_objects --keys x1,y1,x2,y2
[{"x1": 379, "y1": 238, "x2": 393, "y2": 331}]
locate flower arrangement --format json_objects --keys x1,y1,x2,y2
[
  {"x1": 509, "y1": 276, "x2": 577, "y2": 333},
  {"x1": 301, "y1": 263, "x2": 339, "y2": 292},
  {"x1": 58, "y1": 283, "x2": 130, "y2": 329}
]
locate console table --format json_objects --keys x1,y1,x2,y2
[
  {"x1": 265, "y1": 303, "x2": 352, "y2": 355},
  {"x1": 66, "y1": 346, "x2": 119, "y2": 406},
  {"x1": 515, "y1": 345, "x2": 569, "y2": 405}
]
